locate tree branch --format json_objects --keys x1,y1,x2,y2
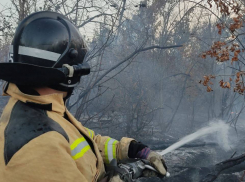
[
  {"x1": 74, "y1": 44, "x2": 183, "y2": 104},
  {"x1": 77, "y1": 13, "x2": 113, "y2": 28},
  {"x1": 200, "y1": 153, "x2": 245, "y2": 182},
  {"x1": 140, "y1": 45, "x2": 183, "y2": 52}
]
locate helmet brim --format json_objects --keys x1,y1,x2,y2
[{"x1": 0, "y1": 63, "x2": 66, "y2": 87}]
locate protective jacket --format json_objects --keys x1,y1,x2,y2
[{"x1": 0, "y1": 83, "x2": 134, "y2": 182}]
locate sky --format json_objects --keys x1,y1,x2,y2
[
  {"x1": 0, "y1": 0, "x2": 144, "y2": 40},
  {"x1": 0, "y1": 0, "x2": 144, "y2": 11},
  {"x1": 0, "y1": 0, "x2": 9, "y2": 9}
]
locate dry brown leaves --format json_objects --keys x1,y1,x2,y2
[
  {"x1": 207, "y1": 0, "x2": 229, "y2": 15},
  {"x1": 234, "y1": 72, "x2": 245, "y2": 94},
  {"x1": 229, "y1": 15, "x2": 243, "y2": 33},
  {"x1": 200, "y1": 1, "x2": 245, "y2": 94},
  {"x1": 201, "y1": 41, "x2": 225, "y2": 62},
  {"x1": 217, "y1": 23, "x2": 225, "y2": 35},
  {"x1": 199, "y1": 74, "x2": 245, "y2": 94},
  {"x1": 231, "y1": 2, "x2": 241, "y2": 14},
  {"x1": 199, "y1": 75, "x2": 215, "y2": 92},
  {"x1": 207, "y1": 0, "x2": 241, "y2": 16},
  {"x1": 203, "y1": 1, "x2": 244, "y2": 63},
  {"x1": 199, "y1": 73, "x2": 245, "y2": 94},
  {"x1": 211, "y1": 1, "x2": 243, "y2": 33},
  {"x1": 219, "y1": 80, "x2": 231, "y2": 88},
  {"x1": 201, "y1": 41, "x2": 242, "y2": 64}
]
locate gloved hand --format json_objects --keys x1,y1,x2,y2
[
  {"x1": 136, "y1": 148, "x2": 167, "y2": 176},
  {"x1": 146, "y1": 150, "x2": 167, "y2": 176}
]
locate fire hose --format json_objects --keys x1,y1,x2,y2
[{"x1": 106, "y1": 159, "x2": 170, "y2": 182}]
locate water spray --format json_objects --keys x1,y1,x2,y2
[
  {"x1": 158, "y1": 121, "x2": 230, "y2": 156},
  {"x1": 158, "y1": 121, "x2": 230, "y2": 177}
]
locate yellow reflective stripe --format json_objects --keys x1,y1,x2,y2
[
  {"x1": 70, "y1": 137, "x2": 86, "y2": 150},
  {"x1": 70, "y1": 137, "x2": 91, "y2": 160},
  {"x1": 72, "y1": 145, "x2": 91, "y2": 160},
  {"x1": 89, "y1": 130, "x2": 93, "y2": 138},
  {"x1": 105, "y1": 138, "x2": 118, "y2": 164},
  {"x1": 112, "y1": 140, "x2": 118, "y2": 159},
  {"x1": 85, "y1": 127, "x2": 94, "y2": 138},
  {"x1": 91, "y1": 130, "x2": 94, "y2": 138},
  {"x1": 105, "y1": 138, "x2": 111, "y2": 164},
  {"x1": 88, "y1": 130, "x2": 92, "y2": 137}
]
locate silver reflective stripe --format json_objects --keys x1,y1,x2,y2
[
  {"x1": 71, "y1": 141, "x2": 89, "y2": 156},
  {"x1": 18, "y1": 46, "x2": 61, "y2": 61},
  {"x1": 107, "y1": 139, "x2": 116, "y2": 163},
  {"x1": 9, "y1": 45, "x2": 60, "y2": 61},
  {"x1": 59, "y1": 82, "x2": 79, "y2": 87}
]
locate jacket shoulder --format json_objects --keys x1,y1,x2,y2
[{"x1": 4, "y1": 101, "x2": 69, "y2": 165}]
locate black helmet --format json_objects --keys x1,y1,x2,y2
[{"x1": 0, "y1": 11, "x2": 90, "y2": 93}]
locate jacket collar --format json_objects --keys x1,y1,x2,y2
[{"x1": 3, "y1": 83, "x2": 66, "y2": 116}]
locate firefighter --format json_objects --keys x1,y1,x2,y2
[{"x1": 0, "y1": 11, "x2": 167, "y2": 182}]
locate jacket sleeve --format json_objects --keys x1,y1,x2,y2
[
  {"x1": 86, "y1": 127, "x2": 135, "y2": 164},
  {"x1": 3, "y1": 131, "x2": 88, "y2": 182}
]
